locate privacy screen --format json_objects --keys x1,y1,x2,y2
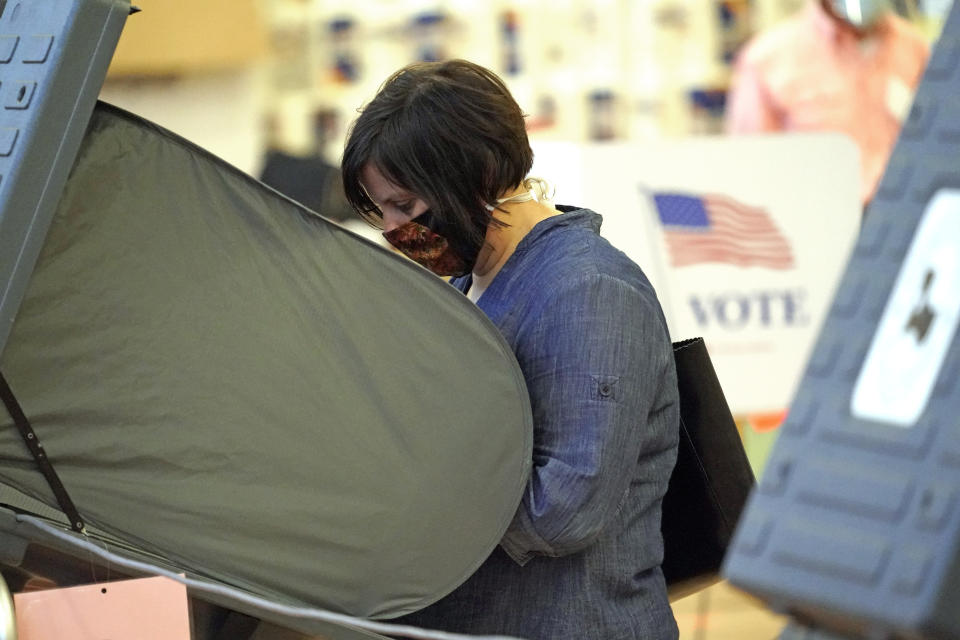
[{"x1": 0, "y1": 102, "x2": 532, "y2": 620}]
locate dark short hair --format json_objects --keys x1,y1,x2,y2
[{"x1": 341, "y1": 59, "x2": 533, "y2": 247}]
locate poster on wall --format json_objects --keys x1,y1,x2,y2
[{"x1": 531, "y1": 133, "x2": 861, "y2": 415}]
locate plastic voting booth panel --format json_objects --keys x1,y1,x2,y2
[
  {"x1": 0, "y1": 0, "x2": 131, "y2": 355},
  {"x1": 722, "y1": 2, "x2": 960, "y2": 638},
  {"x1": 0, "y1": 99, "x2": 532, "y2": 631}
]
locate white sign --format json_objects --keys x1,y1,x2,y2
[{"x1": 531, "y1": 133, "x2": 861, "y2": 413}]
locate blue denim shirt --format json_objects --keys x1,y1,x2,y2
[{"x1": 397, "y1": 207, "x2": 680, "y2": 640}]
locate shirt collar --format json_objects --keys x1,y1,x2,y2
[
  {"x1": 452, "y1": 207, "x2": 602, "y2": 295},
  {"x1": 513, "y1": 206, "x2": 602, "y2": 255}
]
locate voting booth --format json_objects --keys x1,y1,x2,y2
[
  {"x1": 722, "y1": 2, "x2": 960, "y2": 638},
  {"x1": 0, "y1": 3, "x2": 533, "y2": 638}
]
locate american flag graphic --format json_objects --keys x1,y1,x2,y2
[{"x1": 653, "y1": 192, "x2": 795, "y2": 269}]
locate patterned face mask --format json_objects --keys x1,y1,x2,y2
[
  {"x1": 381, "y1": 179, "x2": 554, "y2": 277},
  {"x1": 382, "y1": 209, "x2": 477, "y2": 277}
]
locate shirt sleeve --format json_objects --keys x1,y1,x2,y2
[
  {"x1": 498, "y1": 272, "x2": 675, "y2": 565},
  {"x1": 724, "y1": 49, "x2": 782, "y2": 134}
]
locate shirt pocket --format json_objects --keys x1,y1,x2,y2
[{"x1": 590, "y1": 374, "x2": 621, "y2": 403}]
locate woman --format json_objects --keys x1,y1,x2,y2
[{"x1": 342, "y1": 59, "x2": 680, "y2": 640}]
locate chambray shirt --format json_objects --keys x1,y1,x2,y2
[{"x1": 397, "y1": 208, "x2": 680, "y2": 640}]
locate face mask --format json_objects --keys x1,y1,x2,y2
[
  {"x1": 382, "y1": 209, "x2": 480, "y2": 277},
  {"x1": 382, "y1": 179, "x2": 554, "y2": 277},
  {"x1": 826, "y1": 0, "x2": 890, "y2": 30}
]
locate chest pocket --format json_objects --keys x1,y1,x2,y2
[{"x1": 591, "y1": 374, "x2": 620, "y2": 402}]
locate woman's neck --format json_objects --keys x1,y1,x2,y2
[{"x1": 469, "y1": 199, "x2": 558, "y2": 301}]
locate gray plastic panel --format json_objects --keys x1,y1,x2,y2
[
  {"x1": 722, "y1": 4, "x2": 960, "y2": 639},
  {"x1": 0, "y1": 0, "x2": 130, "y2": 357}
]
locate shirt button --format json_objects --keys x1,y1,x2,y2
[{"x1": 599, "y1": 384, "x2": 612, "y2": 397}]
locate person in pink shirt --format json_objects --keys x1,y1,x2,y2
[{"x1": 725, "y1": 0, "x2": 930, "y2": 206}]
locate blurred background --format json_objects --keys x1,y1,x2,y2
[
  {"x1": 99, "y1": 0, "x2": 950, "y2": 178},
  {"x1": 97, "y1": 2, "x2": 955, "y2": 637}
]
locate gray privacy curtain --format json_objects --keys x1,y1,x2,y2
[{"x1": 0, "y1": 102, "x2": 533, "y2": 619}]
